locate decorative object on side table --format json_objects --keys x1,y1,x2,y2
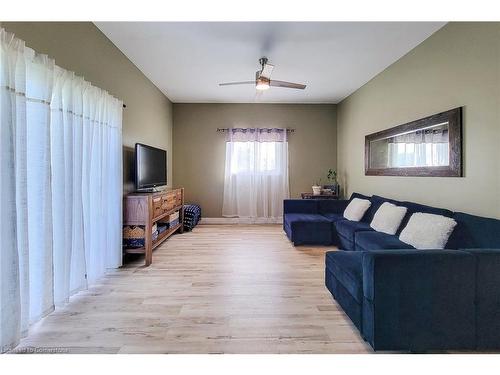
[
  {"x1": 309, "y1": 169, "x2": 340, "y2": 198},
  {"x1": 323, "y1": 168, "x2": 339, "y2": 196},
  {"x1": 312, "y1": 179, "x2": 322, "y2": 196}
]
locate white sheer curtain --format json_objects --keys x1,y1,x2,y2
[
  {"x1": 222, "y1": 128, "x2": 289, "y2": 223},
  {"x1": 387, "y1": 127, "x2": 449, "y2": 168},
  {"x1": 0, "y1": 28, "x2": 122, "y2": 352},
  {"x1": 388, "y1": 143, "x2": 449, "y2": 167}
]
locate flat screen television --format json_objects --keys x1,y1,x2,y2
[{"x1": 135, "y1": 143, "x2": 167, "y2": 190}]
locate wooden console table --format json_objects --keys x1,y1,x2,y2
[{"x1": 123, "y1": 188, "x2": 184, "y2": 266}]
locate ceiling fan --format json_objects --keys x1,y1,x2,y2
[{"x1": 219, "y1": 57, "x2": 306, "y2": 91}]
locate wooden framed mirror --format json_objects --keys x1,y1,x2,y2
[{"x1": 365, "y1": 107, "x2": 463, "y2": 177}]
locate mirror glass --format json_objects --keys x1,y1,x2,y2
[{"x1": 369, "y1": 122, "x2": 450, "y2": 169}]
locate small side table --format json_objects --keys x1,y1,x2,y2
[{"x1": 301, "y1": 192, "x2": 339, "y2": 200}]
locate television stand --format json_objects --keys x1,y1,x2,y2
[{"x1": 123, "y1": 188, "x2": 184, "y2": 266}]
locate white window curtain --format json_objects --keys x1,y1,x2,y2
[
  {"x1": 387, "y1": 127, "x2": 449, "y2": 168},
  {"x1": 0, "y1": 28, "x2": 122, "y2": 352},
  {"x1": 222, "y1": 128, "x2": 290, "y2": 223},
  {"x1": 388, "y1": 143, "x2": 449, "y2": 168}
]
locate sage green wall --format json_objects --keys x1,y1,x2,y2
[
  {"x1": 173, "y1": 104, "x2": 337, "y2": 217},
  {"x1": 337, "y1": 22, "x2": 500, "y2": 218},
  {"x1": 0, "y1": 22, "x2": 173, "y2": 192}
]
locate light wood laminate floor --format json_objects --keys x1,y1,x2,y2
[{"x1": 15, "y1": 225, "x2": 372, "y2": 354}]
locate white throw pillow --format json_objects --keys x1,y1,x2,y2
[
  {"x1": 399, "y1": 213, "x2": 457, "y2": 249},
  {"x1": 370, "y1": 202, "x2": 408, "y2": 235},
  {"x1": 343, "y1": 198, "x2": 372, "y2": 222}
]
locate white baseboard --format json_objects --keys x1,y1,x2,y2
[{"x1": 200, "y1": 217, "x2": 283, "y2": 224}]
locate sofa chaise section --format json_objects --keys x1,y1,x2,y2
[
  {"x1": 326, "y1": 249, "x2": 476, "y2": 351},
  {"x1": 284, "y1": 213, "x2": 333, "y2": 245},
  {"x1": 464, "y1": 249, "x2": 500, "y2": 350},
  {"x1": 325, "y1": 206, "x2": 500, "y2": 351},
  {"x1": 283, "y1": 199, "x2": 349, "y2": 245},
  {"x1": 449, "y1": 212, "x2": 500, "y2": 350},
  {"x1": 361, "y1": 250, "x2": 476, "y2": 351}
]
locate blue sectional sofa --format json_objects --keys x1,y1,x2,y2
[{"x1": 283, "y1": 193, "x2": 500, "y2": 351}]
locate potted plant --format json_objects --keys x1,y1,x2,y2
[
  {"x1": 312, "y1": 179, "x2": 322, "y2": 196},
  {"x1": 323, "y1": 169, "x2": 339, "y2": 195}
]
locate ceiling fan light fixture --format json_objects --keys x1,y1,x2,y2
[
  {"x1": 219, "y1": 57, "x2": 306, "y2": 91},
  {"x1": 255, "y1": 77, "x2": 270, "y2": 91},
  {"x1": 256, "y1": 82, "x2": 270, "y2": 91}
]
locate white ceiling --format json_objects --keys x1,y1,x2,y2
[{"x1": 95, "y1": 22, "x2": 445, "y2": 104}]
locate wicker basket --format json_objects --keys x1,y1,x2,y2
[
  {"x1": 123, "y1": 225, "x2": 146, "y2": 248},
  {"x1": 167, "y1": 211, "x2": 179, "y2": 223}
]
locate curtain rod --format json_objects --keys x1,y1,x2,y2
[{"x1": 216, "y1": 128, "x2": 295, "y2": 133}]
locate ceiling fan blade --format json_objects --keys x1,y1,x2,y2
[
  {"x1": 270, "y1": 80, "x2": 306, "y2": 90},
  {"x1": 260, "y1": 63, "x2": 274, "y2": 79},
  {"x1": 219, "y1": 81, "x2": 255, "y2": 86}
]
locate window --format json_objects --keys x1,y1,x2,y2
[
  {"x1": 222, "y1": 128, "x2": 290, "y2": 221},
  {"x1": 230, "y1": 141, "x2": 279, "y2": 174}
]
